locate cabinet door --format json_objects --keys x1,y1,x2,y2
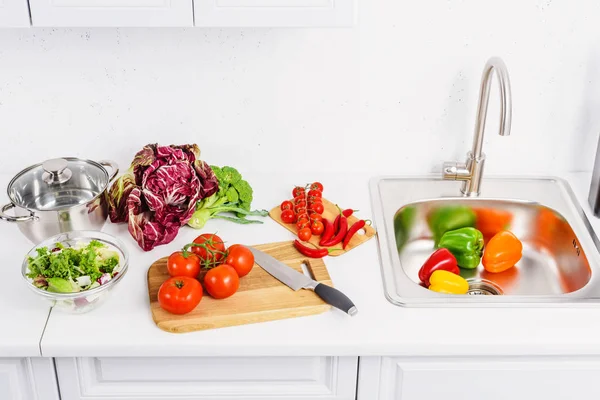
[
  {"x1": 0, "y1": 358, "x2": 60, "y2": 400},
  {"x1": 359, "y1": 356, "x2": 600, "y2": 400},
  {"x1": 29, "y1": 0, "x2": 193, "y2": 27},
  {"x1": 55, "y1": 356, "x2": 358, "y2": 400},
  {"x1": 194, "y1": 0, "x2": 356, "y2": 27},
  {"x1": 0, "y1": 0, "x2": 30, "y2": 27}
]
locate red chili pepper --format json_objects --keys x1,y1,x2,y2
[
  {"x1": 292, "y1": 240, "x2": 326, "y2": 258},
  {"x1": 342, "y1": 209, "x2": 357, "y2": 218},
  {"x1": 321, "y1": 216, "x2": 348, "y2": 247},
  {"x1": 342, "y1": 219, "x2": 366, "y2": 249},
  {"x1": 319, "y1": 218, "x2": 334, "y2": 246},
  {"x1": 333, "y1": 213, "x2": 341, "y2": 232}
]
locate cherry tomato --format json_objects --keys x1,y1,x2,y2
[
  {"x1": 158, "y1": 276, "x2": 203, "y2": 315},
  {"x1": 204, "y1": 264, "x2": 240, "y2": 299},
  {"x1": 311, "y1": 220, "x2": 325, "y2": 235},
  {"x1": 280, "y1": 200, "x2": 293, "y2": 211},
  {"x1": 295, "y1": 207, "x2": 307, "y2": 215},
  {"x1": 298, "y1": 227, "x2": 312, "y2": 241},
  {"x1": 310, "y1": 182, "x2": 324, "y2": 192},
  {"x1": 294, "y1": 200, "x2": 307, "y2": 210},
  {"x1": 281, "y1": 209, "x2": 296, "y2": 224},
  {"x1": 309, "y1": 202, "x2": 325, "y2": 214},
  {"x1": 296, "y1": 219, "x2": 310, "y2": 230},
  {"x1": 225, "y1": 244, "x2": 254, "y2": 277},
  {"x1": 293, "y1": 195, "x2": 306, "y2": 205},
  {"x1": 167, "y1": 251, "x2": 201, "y2": 278},
  {"x1": 191, "y1": 233, "x2": 226, "y2": 268},
  {"x1": 307, "y1": 189, "x2": 322, "y2": 198},
  {"x1": 307, "y1": 196, "x2": 323, "y2": 205},
  {"x1": 292, "y1": 187, "x2": 306, "y2": 198},
  {"x1": 296, "y1": 212, "x2": 309, "y2": 222},
  {"x1": 309, "y1": 213, "x2": 323, "y2": 222}
]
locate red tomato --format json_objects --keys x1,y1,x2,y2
[
  {"x1": 280, "y1": 200, "x2": 293, "y2": 211},
  {"x1": 281, "y1": 209, "x2": 296, "y2": 224},
  {"x1": 307, "y1": 196, "x2": 322, "y2": 205},
  {"x1": 307, "y1": 189, "x2": 322, "y2": 198},
  {"x1": 191, "y1": 233, "x2": 226, "y2": 267},
  {"x1": 225, "y1": 244, "x2": 254, "y2": 277},
  {"x1": 292, "y1": 187, "x2": 306, "y2": 198},
  {"x1": 296, "y1": 219, "x2": 310, "y2": 230},
  {"x1": 309, "y1": 213, "x2": 323, "y2": 222},
  {"x1": 296, "y1": 212, "x2": 309, "y2": 221},
  {"x1": 295, "y1": 207, "x2": 307, "y2": 215},
  {"x1": 204, "y1": 265, "x2": 240, "y2": 299},
  {"x1": 309, "y1": 202, "x2": 325, "y2": 214},
  {"x1": 310, "y1": 182, "x2": 324, "y2": 191},
  {"x1": 298, "y1": 227, "x2": 312, "y2": 241},
  {"x1": 311, "y1": 220, "x2": 324, "y2": 235},
  {"x1": 294, "y1": 200, "x2": 307, "y2": 210},
  {"x1": 167, "y1": 251, "x2": 201, "y2": 278},
  {"x1": 293, "y1": 195, "x2": 306, "y2": 204},
  {"x1": 158, "y1": 277, "x2": 203, "y2": 315}
]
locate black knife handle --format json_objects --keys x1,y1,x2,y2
[{"x1": 314, "y1": 283, "x2": 358, "y2": 316}]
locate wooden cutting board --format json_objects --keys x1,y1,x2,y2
[
  {"x1": 147, "y1": 241, "x2": 332, "y2": 333},
  {"x1": 269, "y1": 197, "x2": 377, "y2": 256}
]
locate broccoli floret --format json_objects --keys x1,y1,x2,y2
[{"x1": 221, "y1": 166, "x2": 242, "y2": 185}]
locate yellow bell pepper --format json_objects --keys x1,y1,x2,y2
[{"x1": 428, "y1": 270, "x2": 469, "y2": 294}]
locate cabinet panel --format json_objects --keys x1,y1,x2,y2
[
  {"x1": 29, "y1": 0, "x2": 193, "y2": 27},
  {"x1": 194, "y1": 0, "x2": 356, "y2": 27},
  {"x1": 359, "y1": 356, "x2": 600, "y2": 400},
  {"x1": 56, "y1": 356, "x2": 358, "y2": 400},
  {"x1": 0, "y1": 358, "x2": 59, "y2": 400},
  {"x1": 0, "y1": 0, "x2": 30, "y2": 27}
]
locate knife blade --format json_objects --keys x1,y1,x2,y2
[{"x1": 249, "y1": 247, "x2": 358, "y2": 316}]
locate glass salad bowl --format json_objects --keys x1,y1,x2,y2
[{"x1": 21, "y1": 230, "x2": 129, "y2": 313}]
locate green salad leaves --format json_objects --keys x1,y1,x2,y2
[{"x1": 27, "y1": 240, "x2": 120, "y2": 293}]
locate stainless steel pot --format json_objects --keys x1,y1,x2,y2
[{"x1": 0, "y1": 157, "x2": 118, "y2": 244}]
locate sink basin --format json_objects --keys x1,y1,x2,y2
[{"x1": 370, "y1": 176, "x2": 600, "y2": 306}]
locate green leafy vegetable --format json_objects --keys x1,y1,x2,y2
[
  {"x1": 188, "y1": 165, "x2": 268, "y2": 229},
  {"x1": 26, "y1": 240, "x2": 121, "y2": 293}
]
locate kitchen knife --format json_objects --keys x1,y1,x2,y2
[{"x1": 249, "y1": 247, "x2": 358, "y2": 316}]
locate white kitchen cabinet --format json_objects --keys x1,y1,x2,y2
[
  {"x1": 0, "y1": 0, "x2": 30, "y2": 27},
  {"x1": 0, "y1": 358, "x2": 59, "y2": 400},
  {"x1": 358, "y1": 356, "x2": 600, "y2": 400},
  {"x1": 55, "y1": 356, "x2": 358, "y2": 400},
  {"x1": 28, "y1": 0, "x2": 193, "y2": 27},
  {"x1": 194, "y1": 0, "x2": 356, "y2": 27}
]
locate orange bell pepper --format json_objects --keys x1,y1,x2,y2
[
  {"x1": 473, "y1": 208, "x2": 513, "y2": 242},
  {"x1": 482, "y1": 230, "x2": 523, "y2": 273}
]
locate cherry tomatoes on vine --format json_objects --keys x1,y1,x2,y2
[
  {"x1": 298, "y1": 227, "x2": 312, "y2": 241},
  {"x1": 280, "y1": 200, "x2": 293, "y2": 211},
  {"x1": 281, "y1": 209, "x2": 296, "y2": 223}
]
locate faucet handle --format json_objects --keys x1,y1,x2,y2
[{"x1": 443, "y1": 161, "x2": 471, "y2": 181}]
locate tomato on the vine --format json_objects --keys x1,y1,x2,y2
[
  {"x1": 309, "y1": 202, "x2": 325, "y2": 214},
  {"x1": 293, "y1": 195, "x2": 306, "y2": 204},
  {"x1": 296, "y1": 219, "x2": 309, "y2": 230},
  {"x1": 310, "y1": 220, "x2": 324, "y2": 235},
  {"x1": 204, "y1": 264, "x2": 239, "y2": 299},
  {"x1": 292, "y1": 187, "x2": 306, "y2": 198},
  {"x1": 310, "y1": 182, "x2": 324, "y2": 192},
  {"x1": 158, "y1": 276, "x2": 203, "y2": 315},
  {"x1": 307, "y1": 189, "x2": 322, "y2": 198},
  {"x1": 280, "y1": 200, "x2": 293, "y2": 211},
  {"x1": 298, "y1": 227, "x2": 312, "y2": 241},
  {"x1": 225, "y1": 244, "x2": 254, "y2": 277},
  {"x1": 190, "y1": 233, "x2": 226, "y2": 267},
  {"x1": 294, "y1": 200, "x2": 307, "y2": 210},
  {"x1": 295, "y1": 207, "x2": 307, "y2": 215},
  {"x1": 167, "y1": 251, "x2": 200, "y2": 278},
  {"x1": 309, "y1": 213, "x2": 323, "y2": 222},
  {"x1": 281, "y1": 209, "x2": 296, "y2": 224},
  {"x1": 307, "y1": 196, "x2": 322, "y2": 205}
]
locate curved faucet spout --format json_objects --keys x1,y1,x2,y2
[
  {"x1": 442, "y1": 57, "x2": 513, "y2": 197},
  {"x1": 471, "y1": 57, "x2": 512, "y2": 160}
]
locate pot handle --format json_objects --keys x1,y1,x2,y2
[
  {"x1": 0, "y1": 203, "x2": 37, "y2": 223},
  {"x1": 99, "y1": 160, "x2": 119, "y2": 182}
]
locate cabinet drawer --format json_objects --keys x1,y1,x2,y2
[
  {"x1": 56, "y1": 356, "x2": 358, "y2": 400},
  {"x1": 359, "y1": 356, "x2": 600, "y2": 400}
]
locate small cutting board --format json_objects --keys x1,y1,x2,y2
[
  {"x1": 269, "y1": 197, "x2": 377, "y2": 256},
  {"x1": 147, "y1": 241, "x2": 332, "y2": 333}
]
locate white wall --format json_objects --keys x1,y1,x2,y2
[{"x1": 1, "y1": 0, "x2": 600, "y2": 177}]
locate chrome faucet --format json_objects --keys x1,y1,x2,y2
[{"x1": 442, "y1": 57, "x2": 512, "y2": 196}]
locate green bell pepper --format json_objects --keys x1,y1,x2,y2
[
  {"x1": 438, "y1": 227, "x2": 484, "y2": 269},
  {"x1": 428, "y1": 206, "x2": 476, "y2": 245}
]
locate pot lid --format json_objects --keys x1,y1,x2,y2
[{"x1": 7, "y1": 158, "x2": 110, "y2": 211}]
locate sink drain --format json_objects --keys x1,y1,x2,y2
[{"x1": 467, "y1": 280, "x2": 503, "y2": 296}]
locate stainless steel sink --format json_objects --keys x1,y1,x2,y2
[{"x1": 370, "y1": 176, "x2": 600, "y2": 306}]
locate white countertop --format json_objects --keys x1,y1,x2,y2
[{"x1": 8, "y1": 171, "x2": 600, "y2": 358}]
